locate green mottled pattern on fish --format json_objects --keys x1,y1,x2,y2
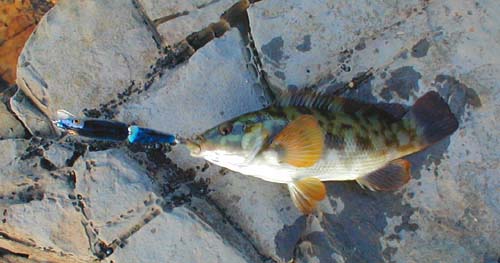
[{"x1": 186, "y1": 91, "x2": 458, "y2": 213}]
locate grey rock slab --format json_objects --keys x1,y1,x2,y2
[
  {"x1": 110, "y1": 207, "x2": 249, "y2": 263},
  {"x1": 10, "y1": 89, "x2": 54, "y2": 137},
  {"x1": 3, "y1": 198, "x2": 90, "y2": 257},
  {"x1": 0, "y1": 139, "x2": 72, "y2": 207},
  {"x1": 379, "y1": 67, "x2": 500, "y2": 263},
  {"x1": 251, "y1": 0, "x2": 500, "y2": 262},
  {"x1": 247, "y1": 0, "x2": 421, "y2": 90},
  {"x1": 15, "y1": 0, "x2": 159, "y2": 135},
  {"x1": 187, "y1": 197, "x2": 266, "y2": 263},
  {"x1": 0, "y1": 139, "x2": 91, "y2": 258},
  {"x1": 207, "y1": 171, "x2": 300, "y2": 260},
  {"x1": 43, "y1": 143, "x2": 74, "y2": 168},
  {"x1": 138, "y1": 0, "x2": 235, "y2": 22},
  {"x1": 117, "y1": 29, "x2": 269, "y2": 137},
  {"x1": 156, "y1": 0, "x2": 238, "y2": 44},
  {"x1": 73, "y1": 149, "x2": 157, "y2": 242},
  {"x1": 0, "y1": 102, "x2": 25, "y2": 139}
]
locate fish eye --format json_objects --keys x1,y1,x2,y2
[
  {"x1": 73, "y1": 119, "x2": 80, "y2": 124},
  {"x1": 218, "y1": 123, "x2": 233, "y2": 136}
]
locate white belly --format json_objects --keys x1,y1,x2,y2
[{"x1": 226, "y1": 150, "x2": 393, "y2": 184}]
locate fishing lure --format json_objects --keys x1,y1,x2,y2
[
  {"x1": 127, "y1": 125, "x2": 177, "y2": 145},
  {"x1": 53, "y1": 110, "x2": 177, "y2": 145}
]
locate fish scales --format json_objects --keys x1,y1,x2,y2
[
  {"x1": 198, "y1": 105, "x2": 420, "y2": 183},
  {"x1": 276, "y1": 106, "x2": 421, "y2": 182},
  {"x1": 185, "y1": 91, "x2": 459, "y2": 213}
]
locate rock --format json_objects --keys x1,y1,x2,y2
[
  {"x1": 72, "y1": 149, "x2": 158, "y2": 243},
  {"x1": 4, "y1": 198, "x2": 90, "y2": 257},
  {"x1": 116, "y1": 29, "x2": 296, "y2": 258},
  {"x1": 3, "y1": 0, "x2": 499, "y2": 262},
  {"x1": 43, "y1": 143, "x2": 74, "y2": 168},
  {"x1": 117, "y1": 29, "x2": 269, "y2": 135},
  {"x1": 137, "y1": 0, "x2": 224, "y2": 21},
  {"x1": 0, "y1": 139, "x2": 70, "y2": 206},
  {"x1": 247, "y1": 0, "x2": 422, "y2": 90},
  {"x1": 155, "y1": 0, "x2": 238, "y2": 44},
  {"x1": 15, "y1": 0, "x2": 159, "y2": 135},
  {"x1": 187, "y1": 197, "x2": 267, "y2": 263},
  {"x1": 0, "y1": 138, "x2": 258, "y2": 262},
  {"x1": 0, "y1": 102, "x2": 25, "y2": 139},
  {"x1": 0, "y1": 139, "x2": 92, "y2": 260},
  {"x1": 10, "y1": 89, "x2": 53, "y2": 137},
  {"x1": 110, "y1": 207, "x2": 249, "y2": 263},
  {"x1": 246, "y1": 0, "x2": 500, "y2": 262}
]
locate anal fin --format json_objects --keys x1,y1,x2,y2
[
  {"x1": 356, "y1": 159, "x2": 411, "y2": 191},
  {"x1": 288, "y1": 177, "x2": 326, "y2": 214}
]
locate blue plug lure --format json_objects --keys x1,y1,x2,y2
[
  {"x1": 127, "y1": 126, "x2": 177, "y2": 145},
  {"x1": 53, "y1": 110, "x2": 177, "y2": 145}
]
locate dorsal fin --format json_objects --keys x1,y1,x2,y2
[
  {"x1": 276, "y1": 90, "x2": 359, "y2": 112},
  {"x1": 276, "y1": 90, "x2": 407, "y2": 121}
]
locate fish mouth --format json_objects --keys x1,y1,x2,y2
[{"x1": 184, "y1": 135, "x2": 204, "y2": 156}]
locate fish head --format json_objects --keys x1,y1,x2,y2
[
  {"x1": 53, "y1": 118, "x2": 84, "y2": 132},
  {"x1": 53, "y1": 109, "x2": 84, "y2": 134},
  {"x1": 186, "y1": 112, "x2": 278, "y2": 167}
]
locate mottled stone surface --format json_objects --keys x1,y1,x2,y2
[
  {"x1": 2, "y1": 0, "x2": 499, "y2": 262},
  {"x1": 110, "y1": 208, "x2": 249, "y2": 263},
  {"x1": 117, "y1": 29, "x2": 269, "y2": 136},
  {"x1": 0, "y1": 102, "x2": 25, "y2": 139},
  {"x1": 15, "y1": 0, "x2": 159, "y2": 134},
  {"x1": 246, "y1": 0, "x2": 500, "y2": 262},
  {"x1": 137, "y1": 0, "x2": 227, "y2": 21}
]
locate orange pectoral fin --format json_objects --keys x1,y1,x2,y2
[
  {"x1": 271, "y1": 114, "x2": 324, "y2": 167},
  {"x1": 288, "y1": 177, "x2": 327, "y2": 214}
]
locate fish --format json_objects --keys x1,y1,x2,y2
[
  {"x1": 184, "y1": 91, "x2": 459, "y2": 214},
  {"x1": 53, "y1": 110, "x2": 177, "y2": 145}
]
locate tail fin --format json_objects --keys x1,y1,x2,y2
[{"x1": 405, "y1": 91, "x2": 458, "y2": 145}]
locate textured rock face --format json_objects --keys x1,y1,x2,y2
[
  {"x1": 0, "y1": 102, "x2": 25, "y2": 139},
  {"x1": 15, "y1": 0, "x2": 158, "y2": 133},
  {"x1": 2, "y1": 0, "x2": 499, "y2": 262}
]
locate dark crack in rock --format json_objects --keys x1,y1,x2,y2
[
  {"x1": 381, "y1": 66, "x2": 422, "y2": 100},
  {"x1": 325, "y1": 71, "x2": 377, "y2": 103},
  {"x1": 39, "y1": 157, "x2": 57, "y2": 171},
  {"x1": 411, "y1": 38, "x2": 430, "y2": 58}
]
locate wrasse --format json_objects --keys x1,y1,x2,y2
[
  {"x1": 185, "y1": 91, "x2": 458, "y2": 214},
  {"x1": 53, "y1": 110, "x2": 177, "y2": 145}
]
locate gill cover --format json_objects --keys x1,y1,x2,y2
[{"x1": 241, "y1": 123, "x2": 269, "y2": 162}]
